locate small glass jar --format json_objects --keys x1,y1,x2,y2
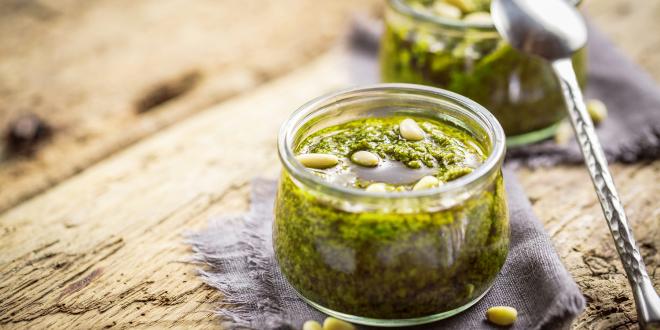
[
  {"x1": 274, "y1": 84, "x2": 509, "y2": 326},
  {"x1": 380, "y1": 0, "x2": 587, "y2": 146}
]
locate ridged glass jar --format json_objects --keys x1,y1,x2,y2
[
  {"x1": 380, "y1": 0, "x2": 587, "y2": 146},
  {"x1": 274, "y1": 84, "x2": 509, "y2": 326}
]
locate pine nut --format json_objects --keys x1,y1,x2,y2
[
  {"x1": 432, "y1": 2, "x2": 462, "y2": 19},
  {"x1": 587, "y1": 99, "x2": 608, "y2": 125},
  {"x1": 302, "y1": 320, "x2": 322, "y2": 330},
  {"x1": 296, "y1": 153, "x2": 339, "y2": 169},
  {"x1": 486, "y1": 306, "x2": 517, "y2": 326},
  {"x1": 446, "y1": 0, "x2": 476, "y2": 12},
  {"x1": 554, "y1": 120, "x2": 573, "y2": 145},
  {"x1": 400, "y1": 118, "x2": 425, "y2": 141},
  {"x1": 323, "y1": 317, "x2": 355, "y2": 330},
  {"x1": 351, "y1": 150, "x2": 379, "y2": 167},
  {"x1": 365, "y1": 183, "x2": 387, "y2": 192},
  {"x1": 463, "y1": 11, "x2": 492, "y2": 24},
  {"x1": 412, "y1": 175, "x2": 440, "y2": 191}
]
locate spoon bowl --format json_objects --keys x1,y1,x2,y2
[{"x1": 490, "y1": 0, "x2": 587, "y2": 60}]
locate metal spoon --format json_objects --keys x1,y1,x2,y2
[{"x1": 490, "y1": 0, "x2": 660, "y2": 328}]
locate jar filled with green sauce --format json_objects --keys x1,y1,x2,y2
[
  {"x1": 274, "y1": 84, "x2": 509, "y2": 326},
  {"x1": 380, "y1": 0, "x2": 587, "y2": 146}
]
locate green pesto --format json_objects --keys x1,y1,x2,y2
[
  {"x1": 380, "y1": 0, "x2": 587, "y2": 137},
  {"x1": 296, "y1": 116, "x2": 485, "y2": 188},
  {"x1": 274, "y1": 173, "x2": 508, "y2": 318},
  {"x1": 412, "y1": 0, "x2": 490, "y2": 12},
  {"x1": 274, "y1": 116, "x2": 509, "y2": 319}
]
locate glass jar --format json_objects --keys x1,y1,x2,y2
[
  {"x1": 274, "y1": 84, "x2": 509, "y2": 326},
  {"x1": 380, "y1": 0, "x2": 587, "y2": 146}
]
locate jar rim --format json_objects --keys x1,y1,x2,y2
[
  {"x1": 277, "y1": 83, "x2": 506, "y2": 200},
  {"x1": 387, "y1": 0, "x2": 582, "y2": 30}
]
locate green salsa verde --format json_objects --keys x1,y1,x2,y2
[
  {"x1": 380, "y1": 0, "x2": 587, "y2": 142},
  {"x1": 274, "y1": 116, "x2": 509, "y2": 319}
]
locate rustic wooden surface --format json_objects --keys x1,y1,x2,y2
[
  {"x1": 0, "y1": 0, "x2": 379, "y2": 213},
  {"x1": 0, "y1": 0, "x2": 658, "y2": 329}
]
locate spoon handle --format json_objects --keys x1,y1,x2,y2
[{"x1": 552, "y1": 58, "x2": 660, "y2": 329}]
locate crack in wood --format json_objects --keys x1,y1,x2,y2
[
  {"x1": 58, "y1": 267, "x2": 104, "y2": 300},
  {"x1": 1, "y1": 239, "x2": 60, "y2": 268},
  {"x1": 55, "y1": 238, "x2": 125, "y2": 289},
  {"x1": 119, "y1": 283, "x2": 206, "y2": 309},
  {"x1": 0, "y1": 237, "x2": 125, "y2": 322},
  {"x1": 1, "y1": 279, "x2": 204, "y2": 324}
]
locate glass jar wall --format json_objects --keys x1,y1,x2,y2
[
  {"x1": 380, "y1": 0, "x2": 587, "y2": 145},
  {"x1": 274, "y1": 84, "x2": 509, "y2": 326}
]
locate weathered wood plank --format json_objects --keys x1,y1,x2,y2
[
  {"x1": 0, "y1": 0, "x2": 379, "y2": 213},
  {"x1": 0, "y1": 49, "x2": 354, "y2": 328},
  {"x1": 586, "y1": 0, "x2": 660, "y2": 79},
  {"x1": 518, "y1": 164, "x2": 660, "y2": 329}
]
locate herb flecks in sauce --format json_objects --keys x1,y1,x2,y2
[
  {"x1": 380, "y1": 0, "x2": 587, "y2": 138},
  {"x1": 275, "y1": 115, "x2": 509, "y2": 319},
  {"x1": 296, "y1": 117, "x2": 484, "y2": 189}
]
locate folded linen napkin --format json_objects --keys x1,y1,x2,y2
[
  {"x1": 347, "y1": 20, "x2": 660, "y2": 166},
  {"x1": 186, "y1": 170, "x2": 585, "y2": 330}
]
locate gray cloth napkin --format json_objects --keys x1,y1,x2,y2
[
  {"x1": 186, "y1": 170, "x2": 585, "y2": 330},
  {"x1": 347, "y1": 19, "x2": 660, "y2": 166}
]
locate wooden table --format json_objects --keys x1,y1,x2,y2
[{"x1": 1, "y1": 1, "x2": 658, "y2": 328}]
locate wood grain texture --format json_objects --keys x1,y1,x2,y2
[
  {"x1": 585, "y1": 0, "x2": 660, "y2": 81},
  {"x1": 0, "y1": 0, "x2": 658, "y2": 329},
  {"x1": 0, "y1": 49, "x2": 354, "y2": 328},
  {"x1": 518, "y1": 164, "x2": 659, "y2": 329},
  {"x1": 0, "y1": 0, "x2": 379, "y2": 213}
]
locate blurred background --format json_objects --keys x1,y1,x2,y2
[{"x1": 1, "y1": 0, "x2": 658, "y2": 213}]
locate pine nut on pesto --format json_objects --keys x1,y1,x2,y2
[
  {"x1": 275, "y1": 84, "x2": 509, "y2": 326},
  {"x1": 399, "y1": 118, "x2": 426, "y2": 141},
  {"x1": 380, "y1": 0, "x2": 587, "y2": 146},
  {"x1": 350, "y1": 150, "x2": 380, "y2": 167},
  {"x1": 412, "y1": 175, "x2": 441, "y2": 191},
  {"x1": 296, "y1": 153, "x2": 339, "y2": 169},
  {"x1": 365, "y1": 182, "x2": 388, "y2": 192}
]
